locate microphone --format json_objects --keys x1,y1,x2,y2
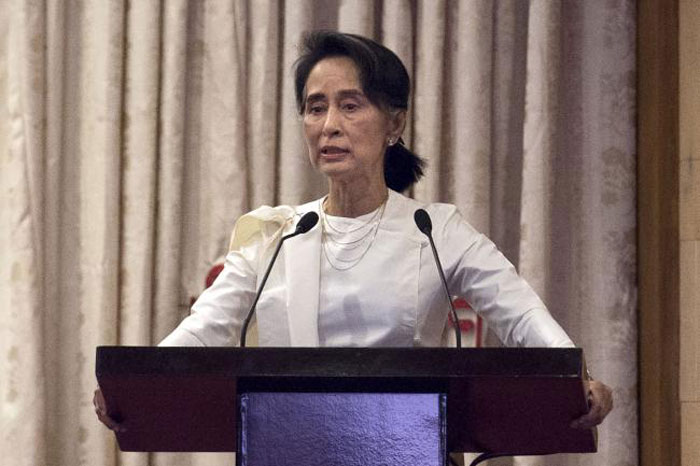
[
  {"x1": 294, "y1": 211, "x2": 319, "y2": 234},
  {"x1": 414, "y1": 209, "x2": 462, "y2": 348},
  {"x1": 240, "y1": 211, "x2": 319, "y2": 347},
  {"x1": 414, "y1": 208, "x2": 432, "y2": 235}
]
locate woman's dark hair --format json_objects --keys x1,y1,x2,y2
[{"x1": 294, "y1": 30, "x2": 425, "y2": 192}]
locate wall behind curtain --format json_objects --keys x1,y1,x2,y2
[{"x1": 0, "y1": 1, "x2": 636, "y2": 466}]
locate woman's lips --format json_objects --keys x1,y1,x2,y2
[{"x1": 320, "y1": 146, "x2": 349, "y2": 160}]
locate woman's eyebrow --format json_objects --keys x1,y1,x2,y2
[
  {"x1": 336, "y1": 89, "x2": 365, "y2": 99},
  {"x1": 304, "y1": 93, "x2": 326, "y2": 104},
  {"x1": 306, "y1": 89, "x2": 364, "y2": 102}
]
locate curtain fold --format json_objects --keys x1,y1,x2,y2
[
  {"x1": 0, "y1": 1, "x2": 637, "y2": 465},
  {"x1": 413, "y1": 0, "x2": 447, "y2": 202},
  {"x1": 489, "y1": 0, "x2": 528, "y2": 267},
  {"x1": 247, "y1": 0, "x2": 280, "y2": 209},
  {"x1": 76, "y1": 1, "x2": 124, "y2": 465},
  {"x1": 446, "y1": 0, "x2": 493, "y2": 235},
  {"x1": 43, "y1": 0, "x2": 66, "y2": 461},
  {"x1": 519, "y1": 0, "x2": 560, "y2": 301},
  {"x1": 152, "y1": 0, "x2": 189, "y2": 345},
  {"x1": 1, "y1": 3, "x2": 48, "y2": 465},
  {"x1": 339, "y1": 0, "x2": 376, "y2": 37},
  {"x1": 120, "y1": 0, "x2": 161, "y2": 348}
]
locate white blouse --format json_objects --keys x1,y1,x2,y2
[{"x1": 319, "y1": 204, "x2": 417, "y2": 347}]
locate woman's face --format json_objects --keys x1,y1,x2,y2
[{"x1": 302, "y1": 56, "x2": 404, "y2": 185}]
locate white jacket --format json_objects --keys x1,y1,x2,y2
[{"x1": 160, "y1": 190, "x2": 574, "y2": 348}]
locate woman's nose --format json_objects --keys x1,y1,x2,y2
[{"x1": 322, "y1": 107, "x2": 342, "y2": 136}]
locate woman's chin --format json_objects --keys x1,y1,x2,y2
[{"x1": 317, "y1": 158, "x2": 354, "y2": 177}]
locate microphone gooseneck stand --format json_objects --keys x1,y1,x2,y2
[
  {"x1": 239, "y1": 211, "x2": 319, "y2": 347},
  {"x1": 414, "y1": 208, "x2": 462, "y2": 349}
]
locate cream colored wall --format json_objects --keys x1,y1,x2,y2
[{"x1": 680, "y1": 0, "x2": 700, "y2": 464}]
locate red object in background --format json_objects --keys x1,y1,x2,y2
[
  {"x1": 449, "y1": 297, "x2": 483, "y2": 347},
  {"x1": 205, "y1": 263, "x2": 225, "y2": 288},
  {"x1": 190, "y1": 262, "x2": 226, "y2": 307}
]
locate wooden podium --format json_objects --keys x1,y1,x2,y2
[{"x1": 96, "y1": 347, "x2": 596, "y2": 464}]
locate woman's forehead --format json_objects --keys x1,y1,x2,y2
[{"x1": 303, "y1": 56, "x2": 362, "y2": 97}]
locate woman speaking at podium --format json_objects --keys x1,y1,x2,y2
[{"x1": 95, "y1": 31, "x2": 611, "y2": 431}]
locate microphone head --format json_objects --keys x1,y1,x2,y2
[
  {"x1": 295, "y1": 211, "x2": 319, "y2": 234},
  {"x1": 414, "y1": 209, "x2": 433, "y2": 236}
]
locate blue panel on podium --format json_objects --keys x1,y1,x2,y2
[{"x1": 238, "y1": 392, "x2": 446, "y2": 466}]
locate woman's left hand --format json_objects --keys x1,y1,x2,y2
[{"x1": 570, "y1": 380, "x2": 613, "y2": 429}]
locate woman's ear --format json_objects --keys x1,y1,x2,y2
[{"x1": 389, "y1": 109, "x2": 407, "y2": 140}]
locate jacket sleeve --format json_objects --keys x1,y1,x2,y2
[
  {"x1": 159, "y1": 206, "x2": 293, "y2": 347},
  {"x1": 158, "y1": 234, "x2": 261, "y2": 347},
  {"x1": 436, "y1": 206, "x2": 575, "y2": 348}
]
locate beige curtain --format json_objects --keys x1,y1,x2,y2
[{"x1": 0, "y1": 1, "x2": 636, "y2": 466}]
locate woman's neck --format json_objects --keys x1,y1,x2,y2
[{"x1": 325, "y1": 179, "x2": 388, "y2": 218}]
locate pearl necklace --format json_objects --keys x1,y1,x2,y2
[{"x1": 320, "y1": 197, "x2": 388, "y2": 271}]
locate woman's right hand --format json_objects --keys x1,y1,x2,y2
[{"x1": 93, "y1": 388, "x2": 125, "y2": 432}]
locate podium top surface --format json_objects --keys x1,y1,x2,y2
[{"x1": 96, "y1": 346, "x2": 595, "y2": 455}]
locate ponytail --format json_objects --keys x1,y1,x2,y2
[{"x1": 384, "y1": 139, "x2": 426, "y2": 192}]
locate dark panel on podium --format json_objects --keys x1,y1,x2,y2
[{"x1": 96, "y1": 346, "x2": 595, "y2": 455}]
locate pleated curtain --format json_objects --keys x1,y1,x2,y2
[{"x1": 0, "y1": 1, "x2": 637, "y2": 465}]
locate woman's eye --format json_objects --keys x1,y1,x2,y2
[
  {"x1": 307, "y1": 105, "x2": 326, "y2": 115},
  {"x1": 342, "y1": 102, "x2": 359, "y2": 112}
]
